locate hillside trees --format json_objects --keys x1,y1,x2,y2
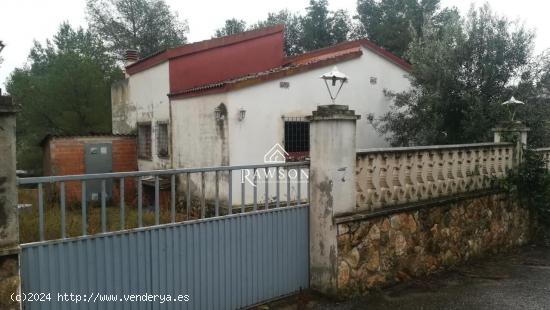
[{"x1": 6, "y1": 23, "x2": 123, "y2": 170}]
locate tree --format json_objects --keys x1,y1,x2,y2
[
  {"x1": 214, "y1": 18, "x2": 247, "y2": 38},
  {"x1": 86, "y1": 0, "x2": 188, "y2": 58},
  {"x1": 301, "y1": 0, "x2": 334, "y2": 51},
  {"x1": 6, "y1": 23, "x2": 123, "y2": 171},
  {"x1": 330, "y1": 9, "x2": 352, "y2": 44},
  {"x1": 214, "y1": 2, "x2": 352, "y2": 55},
  {"x1": 251, "y1": 10, "x2": 304, "y2": 56},
  {"x1": 356, "y1": 0, "x2": 443, "y2": 58},
  {"x1": 370, "y1": 5, "x2": 541, "y2": 146},
  {"x1": 300, "y1": 0, "x2": 352, "y2": 51}
]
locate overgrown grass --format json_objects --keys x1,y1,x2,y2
[{"x1": 18, "y1": 189, "x2": 200, "y2": 243}]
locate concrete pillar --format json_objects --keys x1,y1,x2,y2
[
  {"x1": 307, "y1": 105, "x2": 360, "y2": 295},
  {"x1": 0, "y1": 95, "x2": 19, "y2": 310},
  {"x1": 492, "y1": 121, "x2": 530, "y2": 164}
]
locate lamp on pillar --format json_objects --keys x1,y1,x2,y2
[
  {"x1": 493, "y1": 98, "x2": 530, "y2": 164},
  {"x1": 502, "y1": 96, "x2": 525, "y2": 121},
  {"x1": 320, "y1": 66, "x2": 348, "y2": 104}
]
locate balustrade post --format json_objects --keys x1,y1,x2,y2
[
  {"x1": 492, "y1": 121, "x2": 530, "y2": 166},
  {"x1": 307, "y1": 104, "x2": 360, "y2": 295}
]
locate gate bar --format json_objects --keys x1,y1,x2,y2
[
  {"x1": 120, "y1": 178, "x2": 125, "y2": 230},
  {"x1": 215, "y1": 170, "x2": 220, "y2": 216},
  {"x1": 171, "y1": 174, "x2": 176, "y2": 223},
  {"x1": 138, "y1": 177, "x2": 143, "y2": 227},
  {"x1": 286, "y1": 169, "x2": 290, "y2": 207},
  {"x1": 228, "y1": 170, "x2": 233, "y2": 215},
  {"x1": 186, "y1": 173, "x2": 191, "y2": 220},
  {"x1": 101, "y1": 180, "x2": 107, "y2": 233},
  {"x1": 265, "y1": 168, "x2": 269, "y2": 210},
  {"x1": 154, "y1": 176, "x2": 160, "y2": 225},
  {"x1": 81, "y1": 181, "x2": 87, "y2": 236},
  {"x1": 253, "y1": 168, "x2": 257, "y2": 211},
  {"x1": 38, "y1": 183, "x2": 44, "y2": 241},
  {"x1": 60, "y1": 182, "x2": 66, "y2": 239}
]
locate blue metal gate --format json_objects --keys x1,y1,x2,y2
[{"x1": 18, "y1": 162, "x2": 310, "y2": 310}]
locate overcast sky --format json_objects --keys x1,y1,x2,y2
[{"x1": 1, "y1": 0, "x2": 549, "y2": 90}]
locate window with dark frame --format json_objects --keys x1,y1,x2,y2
[
  {"x1": 283, "y1": 116, "x2": 309, "y2": 159},
  {"x1": 137, "y1": 123, "x2": 152, "y2": 159},
  {"x1": 156, "y1": 122, "x2": 169, "y2": 158}
]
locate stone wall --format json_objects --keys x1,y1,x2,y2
[
  {"x1": 0, "y1": 97, "x2": 19, "y2": 309},
  {"x1": 336, "y1": 193, "x2": 532, "y2": 295},
  {"x1": 0, "y1": 255, "x2": 19, "y2": 310}
]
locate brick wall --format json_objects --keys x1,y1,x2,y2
[{"x1": 44, "y1": 136, "x2": 137, "y2": 204}]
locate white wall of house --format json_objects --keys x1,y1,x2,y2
[
  {"x1": 170, "y1": 46, "x2": 410, "y2": 204},
  {"x1": 127, "y1": 62, "x2": 171, "y2": 170},
  {"x1": 171, "y1": 93, "x2": 230, "y2": 199},
  {"x1": 226, "y1": 46, "x2": 410, "y2": 167}
]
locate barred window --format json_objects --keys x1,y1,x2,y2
[
  {"x1": 156, "y1": 122, "x2": 169, "y2": 158},
  {"x1": 283, "y1": 117, "x2": 309, "y2": 159},
  {"x1": 137, "y1": 123, "x2": 152, "y2": 159}
]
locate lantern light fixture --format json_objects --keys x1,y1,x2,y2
[
  {"x1": 214, "y1": 106, "x2": 224, "y2": 121},
  {"x1": 238, "y1": 107, "x2": 246, "y2": 121},
  {"x1": 320, "y1": 66, "x2": 348, "y2": 104},
  {"x1": 502, "y1": 96, "x2": 525, "y2": 121}
]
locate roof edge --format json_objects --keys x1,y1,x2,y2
[
  {"x1": 40, "y1": 133, "x2": 136, "y2": 147},
  {"x1": 126, "y1": 25, "x2": 284, "y2": 75},
  {"x1": 284, "y1": 39, "x2": 411, "y2": 72},
  {"x1": 169, "y1": 49, "x2": 363, "y2": 100}
]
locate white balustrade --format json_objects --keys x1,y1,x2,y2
[{"x1": 356, "y1": 143, "x2": 514, "y2": 211}]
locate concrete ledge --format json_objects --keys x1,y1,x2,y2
[
  {"x1": 357, "y1": 142, "x2": 513, "y2": 155},
  {"x1": 0, "y1": 247, "x2": 19, "y2": 257},
  {"x1": 335, "y1": 189, "x2": 505, "y2": 224}
]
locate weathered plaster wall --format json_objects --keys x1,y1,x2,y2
[
  {"x1": 111, "y1": 79, "x2": 134, "y2": 134},
  {"x1": 0, "y1": 101, "x2": 19, "y2": 310},
  {"x1": 0, "y1": 107, "x2": 18, "y2": 253},
  {"x1": 336, "y1": 193, "x2": 532, "y2": 296},
  {"x1": 171, "y1": 94, "x2": 230, "y2": 200},
  {"x1": 128, "y1": 62, "x2": 171, "y2": 171}
]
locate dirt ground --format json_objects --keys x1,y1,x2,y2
[{"x1": 259, "y1": 244, "x2": 550, "y2": 310}]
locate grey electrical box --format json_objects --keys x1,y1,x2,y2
[{"x1": 84, "y1": 143, "x2": 113, "y2": 201}]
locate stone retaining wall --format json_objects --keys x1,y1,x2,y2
[
  {"x1": 0, "y1": 255, "x2": 19, "y2": 310},
  {"x1": 336, "y1": 193, "x2": 532, "y2": 295}
]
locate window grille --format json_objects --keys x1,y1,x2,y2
[
  {"x1": 137, "y1": 123, "x2": 152, "y2": 159},
  {"x1": 283, "y1": 116, "x2": 309, "y2": 160},
  {"x1": 156, "y1": 122, "x2": 169, "y2": 158}
]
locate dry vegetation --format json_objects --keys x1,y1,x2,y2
[{"x1": 18, "y1": 189, "x2": 200, "y2": 243}]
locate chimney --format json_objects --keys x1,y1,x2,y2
[{"x1": 124, "y1": 49, "x2": 139, "y2": 67}]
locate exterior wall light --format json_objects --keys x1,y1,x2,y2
[
  {"x1": 320, "y1": 66, "x2": 348, "y2": 104},
  {"x1": 238, "y1": 108, "x2": 246, "y2": 121},
  {"x1": 214, "y1": 106, "x2": 224, "y2": 121}
]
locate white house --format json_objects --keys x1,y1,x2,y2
[
  {"x1": 111, "y1": 26, "x2": 411, "y2": 203},
  {"x1": 169, "y1": 40, "x2": 412, "y2": 170}
]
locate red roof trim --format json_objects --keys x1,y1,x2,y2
[
  {"x1": 359, "y1": 39, "x2": 411, "y2": 72},
  {"x1": 169, "y1": 49, "x2": 363, "y2": 100},
  {"x1": 284, "y1": 39, "x2": 411, "y2": 72},
  {"x1": 126, "y1": 25, "x2": 284, "y2": 75}
]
